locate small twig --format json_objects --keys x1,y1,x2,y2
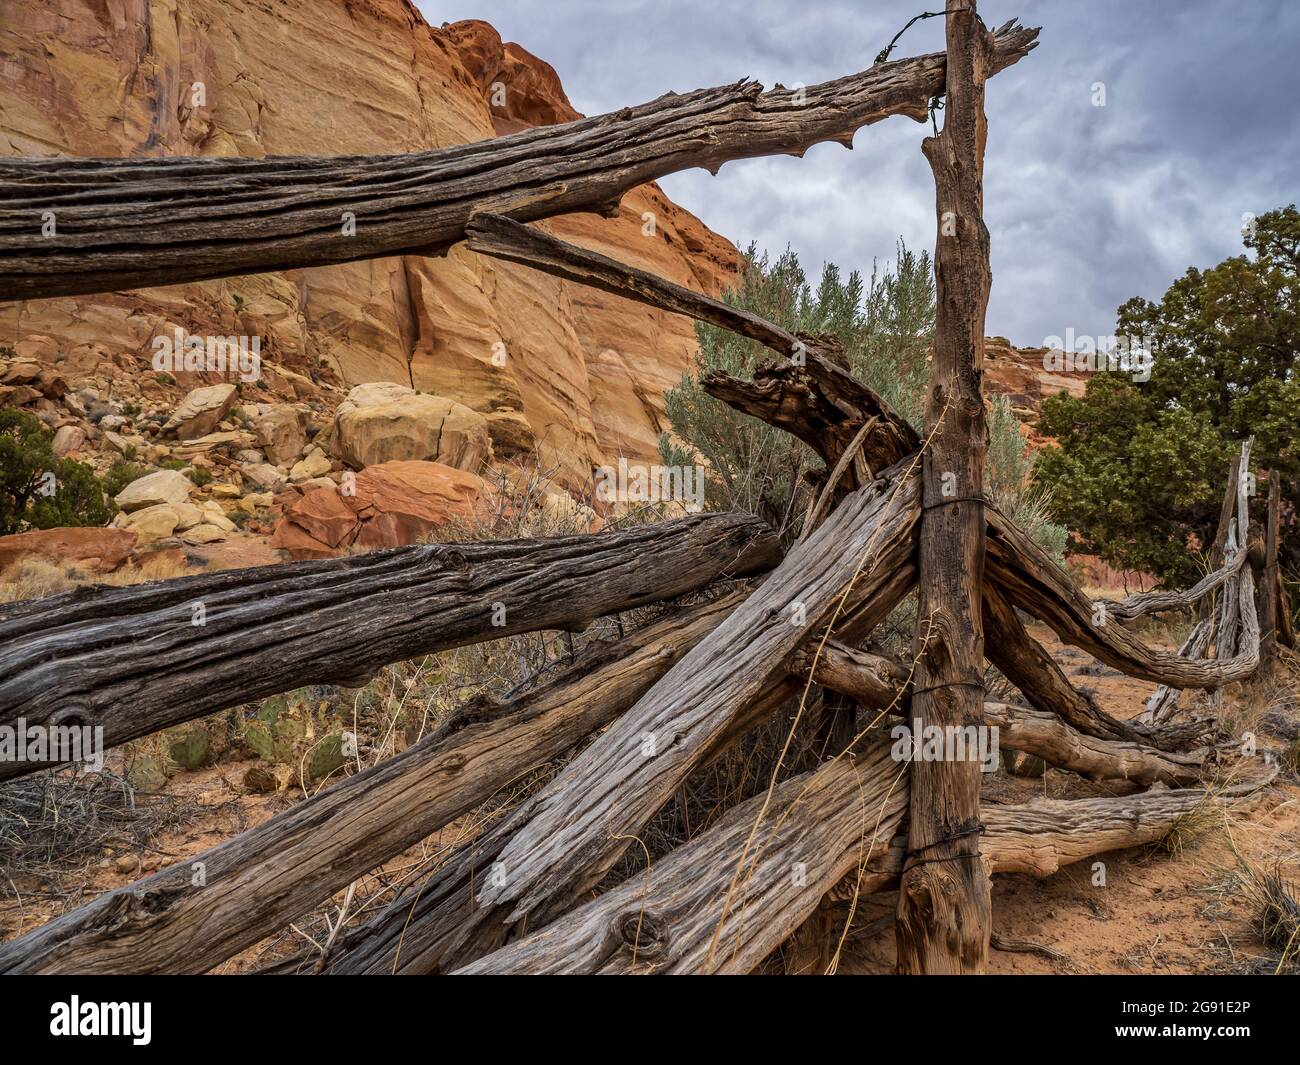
[{"x1": 800, "y1": 417, "x2": 877, "y2": 540}]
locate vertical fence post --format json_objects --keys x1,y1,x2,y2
[{"x1": 895, "y1": 0, "x2": 994, "y2": 974}]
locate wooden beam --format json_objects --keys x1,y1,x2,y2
[
  {"x1": 466, "y1": 213, "x2": 800, "y2": 355},
  {"x1": 462, "y1": 464, "x2": 921, "y2": 943},
  {"x1": 896, "y1": 0, "x2": 995, "y2": 975},
  {"x1": 454, "y1": 752, "x2": 1272, "y2": 975},
  {"x1": 987, "y1": 504, "x2": 1261, "y2": 690},
  {"x1": 978, "y1": 702, "x2": 1203, "y2": 788},
  {"x1": 1261, "y1": 468, "x2": 1282, "y2": 665},
  {"x1": 312, "y1": 476, "x2": 923, "y2": 974},
  {"x1": 465, "y1": 213, "x2": 920, "y2": 481},
  {"x1": 0, "y1": 593, "x2": 744, "y2": 974},
  {"x1": 453, "y1": 741, "x2": 908, "y2": 975},
  {"x1": 0, "y1": 25, "x2": 1039, "y2": 301},
  {"x1": 981, "y1": 582, "x2": 1209, "y2": 751},
  {"x1": 0, "y1": 512, "x2": 779, "y2": 780},
  {"x1": 1102, "y1": 549, "x2": 1245, "y2": 622},
  {"x1": 794, "y1": 632, "x2": 1205, "y2": 787}
]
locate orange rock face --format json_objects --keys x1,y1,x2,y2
[
  {"x1": 270, "y1": 461, "x2": 490, "y2": 560},
  {"x1": 0, "y1": 527, "x2": 137, "y2": 573},
  {"x1": 0, "y1": 2, "x2": 736, "y2": 498},
  {"x1": 983, "y1": 337, "x2": 1090, "y2": 442}
]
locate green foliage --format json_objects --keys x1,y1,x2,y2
[
  {"x1": 308, "y1": 734, "x2": 347, "y2": 781},
  {"x1": 987, "y1": 395, "x2": 1069, "y2": 565},
  {"x1": 104, "y1": 461, "x2": 146, "y2": 501},
  {"x1": 168, "y1": 727, "x2": 211, "y2": 771},
  {"x1": 188, "y1": 466, "x2": 214, "y2": 487},
  {"x1": 1034, "y1": 205, "x2": 1300, "y2": 585},
  {"x1": 242, "y1": 689, "x2": 348, "y2": 782},
  {"x1": 0, "y1": 408, "x2": 112, "y2": 535},
  {"x1": 659, "y1": 246, "x2": 826, "y2": 539},
  {"x1": 661, "y1": 244, "x2": 1067, "y2": 557}
]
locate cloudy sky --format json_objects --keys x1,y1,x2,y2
[{"x1": 422, "y1": 1, "x2": 1299, "y2": 347}]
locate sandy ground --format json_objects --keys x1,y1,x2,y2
[
  {"x1": 846, "y1": 626, "x2": 1300, "y2": 975},
  {"x1": 2, "y1": 620, "x2": 1297, "y2": 975}
]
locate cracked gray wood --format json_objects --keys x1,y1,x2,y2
[
  {"x1": 0, "y1": 512, "x2": 779, "y2": 780},
  {"x1": 0, "y1": 593, "x2": 745, "y2": 974},
  {"x1": 0, "y1": 24, "x2": 1039, "y2": 301}
]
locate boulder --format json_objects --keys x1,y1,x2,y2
[
  {"x1": 52, "y1": 425, "x2": 87, "y2": 456},
  {"x1": 114, "y1": 503, "x2": 181, "y2": 543},
  {"x1": 0, "y1": 384, "x2": 41, "y2": 407},
  {"x1": 243, "y1": 403, "x2": 307, "y2": 465},
  {"x1": 197, "y1": 501, "x2": 237, "y2": 532},
  {"x1": 331, "y1": 383, "x2": 491, "y2": 472},
  {"x1": 171, "y1": 430, "x2": 252, "y2": 460},
  {"x1": 0, "y1": 526, "x2": 137, "y2": 574},
  {"x1": 163, "y1": 383, "x2": 237, "y2": 440},
  {"x1": 239, "y1": 462, "x2": 287, "y2": 491},
  {"x1": 270, "y1": 459, "x2": 488, "y2": 560},
  {"x1": 179, "y1": 523, "x2": 227, "y2": 544},
  {"x1": 289, "y1": 447, "x2": 332, "y2": 481},
  {"x1": 114, "y1": 469, "x2": 193, "y2": 512},
  {"x1": 1, "y1": 361, "x2": 67, "y2": 399},
  {"x1": 272, "y1": 483, "x2": 358, "y2": 550},
  {"x1": 268, "y1": 519, "x2": 339, "y2": 562},
  {"x1": 172, "y1": 501, "x2": 204, "y2": 531}
]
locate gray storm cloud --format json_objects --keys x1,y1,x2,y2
[{"x1": 423, "y1": 0, "x2": 1299, "y2": 346}]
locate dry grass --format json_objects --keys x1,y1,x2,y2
[
  {"x1": 1240, "y1": 866, "x2": 1300, "y2": 971},
  {"x1": 1153, "y1": 797, "x2": 1226, "y2": 860},
  {"x1": 0, "y1": 552, "x2": 197, "y2": 605},
  {"x1": 0, "y1": 767, "x2": 215, "y2": 921}
]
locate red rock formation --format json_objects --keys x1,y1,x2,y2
[
  {"x1": 0, "y1": 527, "x2": 137, "y2": 573},
  {"x1": 270, "y1": 460, "x2": 490, "y2": 560},
  {"x1": 0, "y1": 2, "x2": 735, "y2": 499}
]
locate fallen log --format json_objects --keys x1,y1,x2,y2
[
  {"x1": 791, "y1": 640, "x2": 909, "y2": 711},
  {"x1": 681, "y1": 289, "x2": 1262, "y2": 700},
  {"x1": 315, "y1": 470, "x2": 923, "y2": 974},
  {"x1": 0, "y1": 592, "x2": 748, "y2": 974},
  {"x1": 466, "y1": 213, "x2": 800, "y2": 355},
  {"x1": 465, "y1": 213, "x2": 919, "y2": 479},
  {"x1": 1141, "y1": 621, "x2": 1212, "y2": 724},
  {"x1": 454, "y1": 741, "x2": 909, "y2": 974},
  {"x1": 1101, "y1": 550, "x2": 1245, "y2": 623},
  {"x1": 981, "y1": 582, "x2": 1209, "y2": 751},
  {"x1": 0, "y1": 512, "x2": 779, "y2": 781},
  {"x1": 978, "y1": 703, "x2": 1203, "y2": 788},
  {"x1": 796, "y1": 638, "x2": 1205, "y2": 788},
  {"x1": 987, "y1": 504, "x2": 1260, "y2": 690},
  {"x1": 0, "y1": 24, "x2": 1039, "y2": 301},
  {"x1": 456, "y1": 756, "x2": 1274, "y2": 975},
  {"x1": 468, "y1": 464, "x2": 921, "y2": 936},
  {"x1": 973, "y1": 773, "x2": 1275, "y2": 878}
]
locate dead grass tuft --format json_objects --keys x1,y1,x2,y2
[{"x1": 0, "y1": 551, "x2": 200, "y2": 605}]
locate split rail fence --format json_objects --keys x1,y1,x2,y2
[{"x1": 0, "y1": 6, "x2": 1287, "y2": 974}]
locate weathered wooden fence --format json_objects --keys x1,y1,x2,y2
[{"x1": 0, "y1": 6, "x2": 1286, "y2": 975}]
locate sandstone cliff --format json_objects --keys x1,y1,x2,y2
[{"x1": 0, "y1": 3, "x2": 736, "y2": 496}]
